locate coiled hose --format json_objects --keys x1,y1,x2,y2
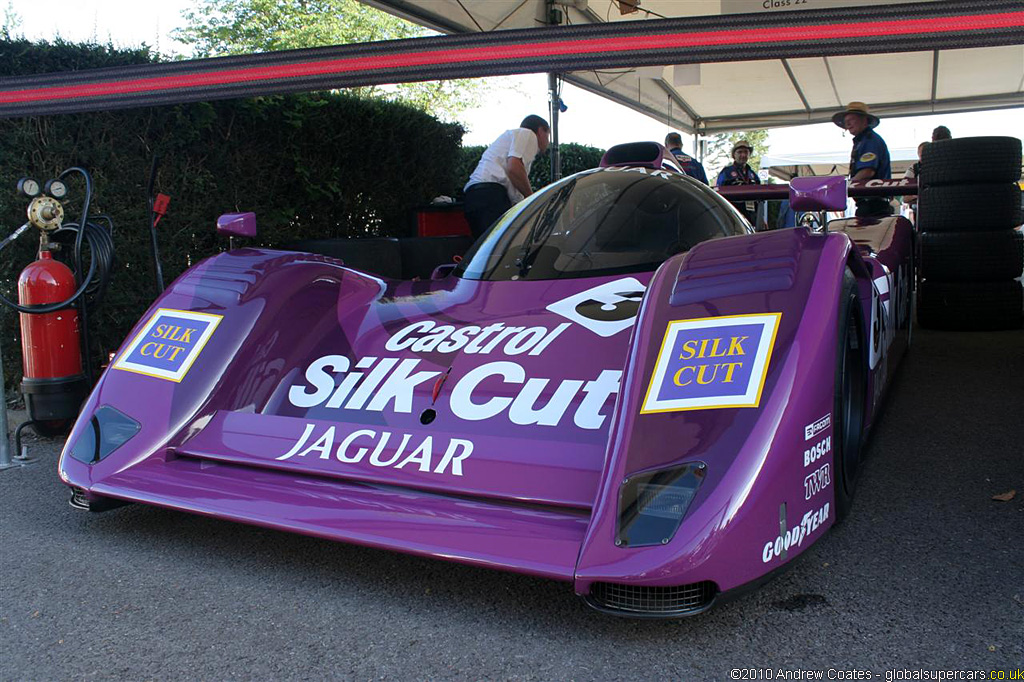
[
  {"x1": 0, "y1": 218, "x2": 115, "y2": 314},
  {"x1": 2, "y1": 168, "x2": 115, "y2": 383}
]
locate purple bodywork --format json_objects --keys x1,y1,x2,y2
[{"x1": 59, "y1": 153, "x2": 914, "y2": 617}]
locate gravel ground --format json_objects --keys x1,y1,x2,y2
[{"x1": 1, "y1": 327, "x2": 1021, "y2": 681}]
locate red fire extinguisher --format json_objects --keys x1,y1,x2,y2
[
  {"x1": 5, "y1": 179, "x2": 90, "y2": 434},
  {"x1": 19, "y1": 250, "x2": 85, "y2": 380}
]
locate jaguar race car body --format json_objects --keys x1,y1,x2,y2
[{"x1": 58, "y1": 143, "x2": 914, "y2": 617}]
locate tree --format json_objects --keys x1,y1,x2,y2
[
  {"x1": 172, "y1": 0, "x2": 485, "y2": 121},
  {"x1": 2, "y1": 1, "x2": 21, "y2": 39},
  {"x1": 703, "y1": 129, "x2": 770, "y2": 181}
]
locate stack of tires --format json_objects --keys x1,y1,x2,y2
[{"x1": 917, "y1": 136, "x2": 1023, "y2": 330}]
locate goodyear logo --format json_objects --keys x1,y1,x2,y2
[
  {"x1": 112, "y1": 308, "x2": 222, "y2": 382},
  {"x1": 640, "y1": 313, "x2": 781, "y2": 413}
]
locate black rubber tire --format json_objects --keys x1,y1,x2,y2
[
  {"x1": 916, "y1": 184, "x2": 1022, "y2": 232},
  {"x1": 834, "y1": 269, "x2": 867, "y2": 522},
  {"x1": 920, "y1": 137, "x2": 1022, "y2": 186},
  {"x1": 917, "y1": 280, "x2": 1024, "y2": 331},
  {"x1": 920, "y1": 230, "x2": 1024, "y2": 281}
]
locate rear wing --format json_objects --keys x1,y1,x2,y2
[{"x1": 719, "y1": 177, "x2": 918, "y2": 208}]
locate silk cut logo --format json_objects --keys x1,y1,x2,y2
[
  {"x1": 641, "y1": 313, "x2": 781, "y2": 413},
  {"x1": 113, "y1": 308, "x2": 222, "y2": 382},
  {"x1": 545, "y1": 277, "x2": 646, "y2": 337}
]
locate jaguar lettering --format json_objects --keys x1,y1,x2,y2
[{"x1": 277, "y1": 423, "x2": 474, "y2": 476}]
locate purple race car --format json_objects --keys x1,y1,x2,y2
[{"x1": 58, "y1": 142, "x2": 913, "y2": 617}]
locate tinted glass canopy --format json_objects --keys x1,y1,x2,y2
[{"x1": 456, "y1": 168, "x2": 751, "y2": 282}]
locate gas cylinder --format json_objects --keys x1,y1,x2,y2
[{"x1": 18, "y1": 249, "x2": 88, "y2": 432}]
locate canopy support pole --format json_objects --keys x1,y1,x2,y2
[{"x1": 548, "y1": 72, "x2": 560, "y2": 182}]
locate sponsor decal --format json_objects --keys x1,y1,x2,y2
[
  {"x1": 289, "y1": 278, "x2": 656, "y2": 429},
  {"x1": 385, "y1": 320, "x2": 570, "y2": 356},
  {"x1": 762, "y1": 502, "x2": 830, "y2": 563},
  {"x1": 863, "y1": 177, "x2": 912, "y2": 189},
  {"x1": 859, "y1": 152, "x2": 877, "y2": 163},
  {"x1": 804, "y1": 463, "x2": 831, "y2": 500},
  {"x1": 869, "y1": 264, "x2": 892, "y2": 370},
  {"x1": 869, "y1": 261, "x2": 908, "y2": 371},
  {"x1": 289, "y1": 355, "x2": 622, "y2": 430},
  {"x1": 803, "y1": 435, "x2": 831, "y2": 467},
  {"x1": 804, "y1": 413, "x2": 831, "y2": 441},
  {"x1": 545, "y1": 277, "x2": 646, "y2": 337},
  {"x1": 112, "y1": 308, "x2": 222, "y2": 382},
  {"x1": 277, "y1": 423, "x2": 473, "y2": 476},
  {"x1": 640, "y1": 313, "x2": 781, "y2": 414},
  {"x1": 894, "y1": 263, "x2": 911, "y2": 330}
]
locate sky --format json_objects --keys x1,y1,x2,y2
[{"x1": 8, "y1": 0, "x2": 1024, "y2": 172}]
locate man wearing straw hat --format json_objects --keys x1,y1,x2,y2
[
  {"x1": 834, "y1": 101, "x2": 892, "y2": 217},
  {"x1": 715, "y1": 139, "x2": 761, "y2": 225}
]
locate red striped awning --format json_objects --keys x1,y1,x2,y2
[{"x1": 2, "y1": 0, "x2": 1021, "y2": 118}]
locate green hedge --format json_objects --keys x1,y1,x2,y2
[{"x1": 1, "y1": 39, "x2": 464, "y2": 392}]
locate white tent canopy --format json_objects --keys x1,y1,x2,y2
[{"x1": 363, "y1": 0, "x2": 1024, "y2": 134}]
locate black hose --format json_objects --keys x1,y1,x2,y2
[
  {"x1": 58, "y1": 167, "x2": 93, "y2": 280},
  {"x1": 59, "y1": 168, "x2": 97, "y2": 383},
  {"x1": 147, "y1": 155, "x2": 164, "y2": 294},
  {"x1": 0, "y1": 220, "x2": 114, "y2": 315}
]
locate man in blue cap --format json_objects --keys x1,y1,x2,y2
[{"x1": 834, "y1": 101, "x2": 892, "y2": 217}]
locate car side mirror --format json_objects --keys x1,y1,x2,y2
[
  {"x1": 217, "y1": 212, "x2": 257, "y2": 239},
  {"x1": 430, "y1": 263, "x2": 457, "y2": 280},
  {"x1": 789, "y1": 176, "x2": 847, "y2": 212}
]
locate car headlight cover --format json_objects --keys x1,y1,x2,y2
[
  {"x1": 68, "y1": 405, "x2": 141, "y2": 465},
  {"x1": 617, "y1": 462, "x2": 706, "y2": 548}
]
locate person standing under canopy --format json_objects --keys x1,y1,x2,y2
[
  {"x1": 716, "y1": 140, "x2": 761, "y2": 226},
  {"x1": 463, "y1": 115, "x2": 550, "y2": 238},
  {"x1": 834, "y1": 101, "x2": 893, "y2": 217},
  {"x1": 665, "y1": 132, "x2": 708, "y2": 184}
]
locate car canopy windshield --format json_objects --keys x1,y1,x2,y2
[{"x1": 456, "y1": 168, "x2": 751, "y2": 282}]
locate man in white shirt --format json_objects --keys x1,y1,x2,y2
[{"x1": 463, "y1": 115, "x2": 550, "y2": 238}]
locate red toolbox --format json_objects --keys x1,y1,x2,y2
[{"x1": 415, "y1": 204, "x2": 471, "y2": 237}]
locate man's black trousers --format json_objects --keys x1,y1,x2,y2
[{"x1": 464, "y1": 183, "x2": 512, "y2": 239}]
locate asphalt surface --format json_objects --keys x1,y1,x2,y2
[{"x1": 1, "y1": 327, "x2": 1022, "y2": 681}]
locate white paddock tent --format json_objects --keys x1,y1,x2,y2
[{"x1": 361, "y1": 0, "x2": 1024, "y2": 136}]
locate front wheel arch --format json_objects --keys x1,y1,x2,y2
[{"x1": 834, "y1": 267, "x2": 868, "y2": 522}]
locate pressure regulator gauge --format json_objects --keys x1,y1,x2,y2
[
  {"x1": 17, "y1": 177, "x2": 40, "y2": 197},
  {"x1": 44, "y1": 179, "x2": 68, "y2": 199}
]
